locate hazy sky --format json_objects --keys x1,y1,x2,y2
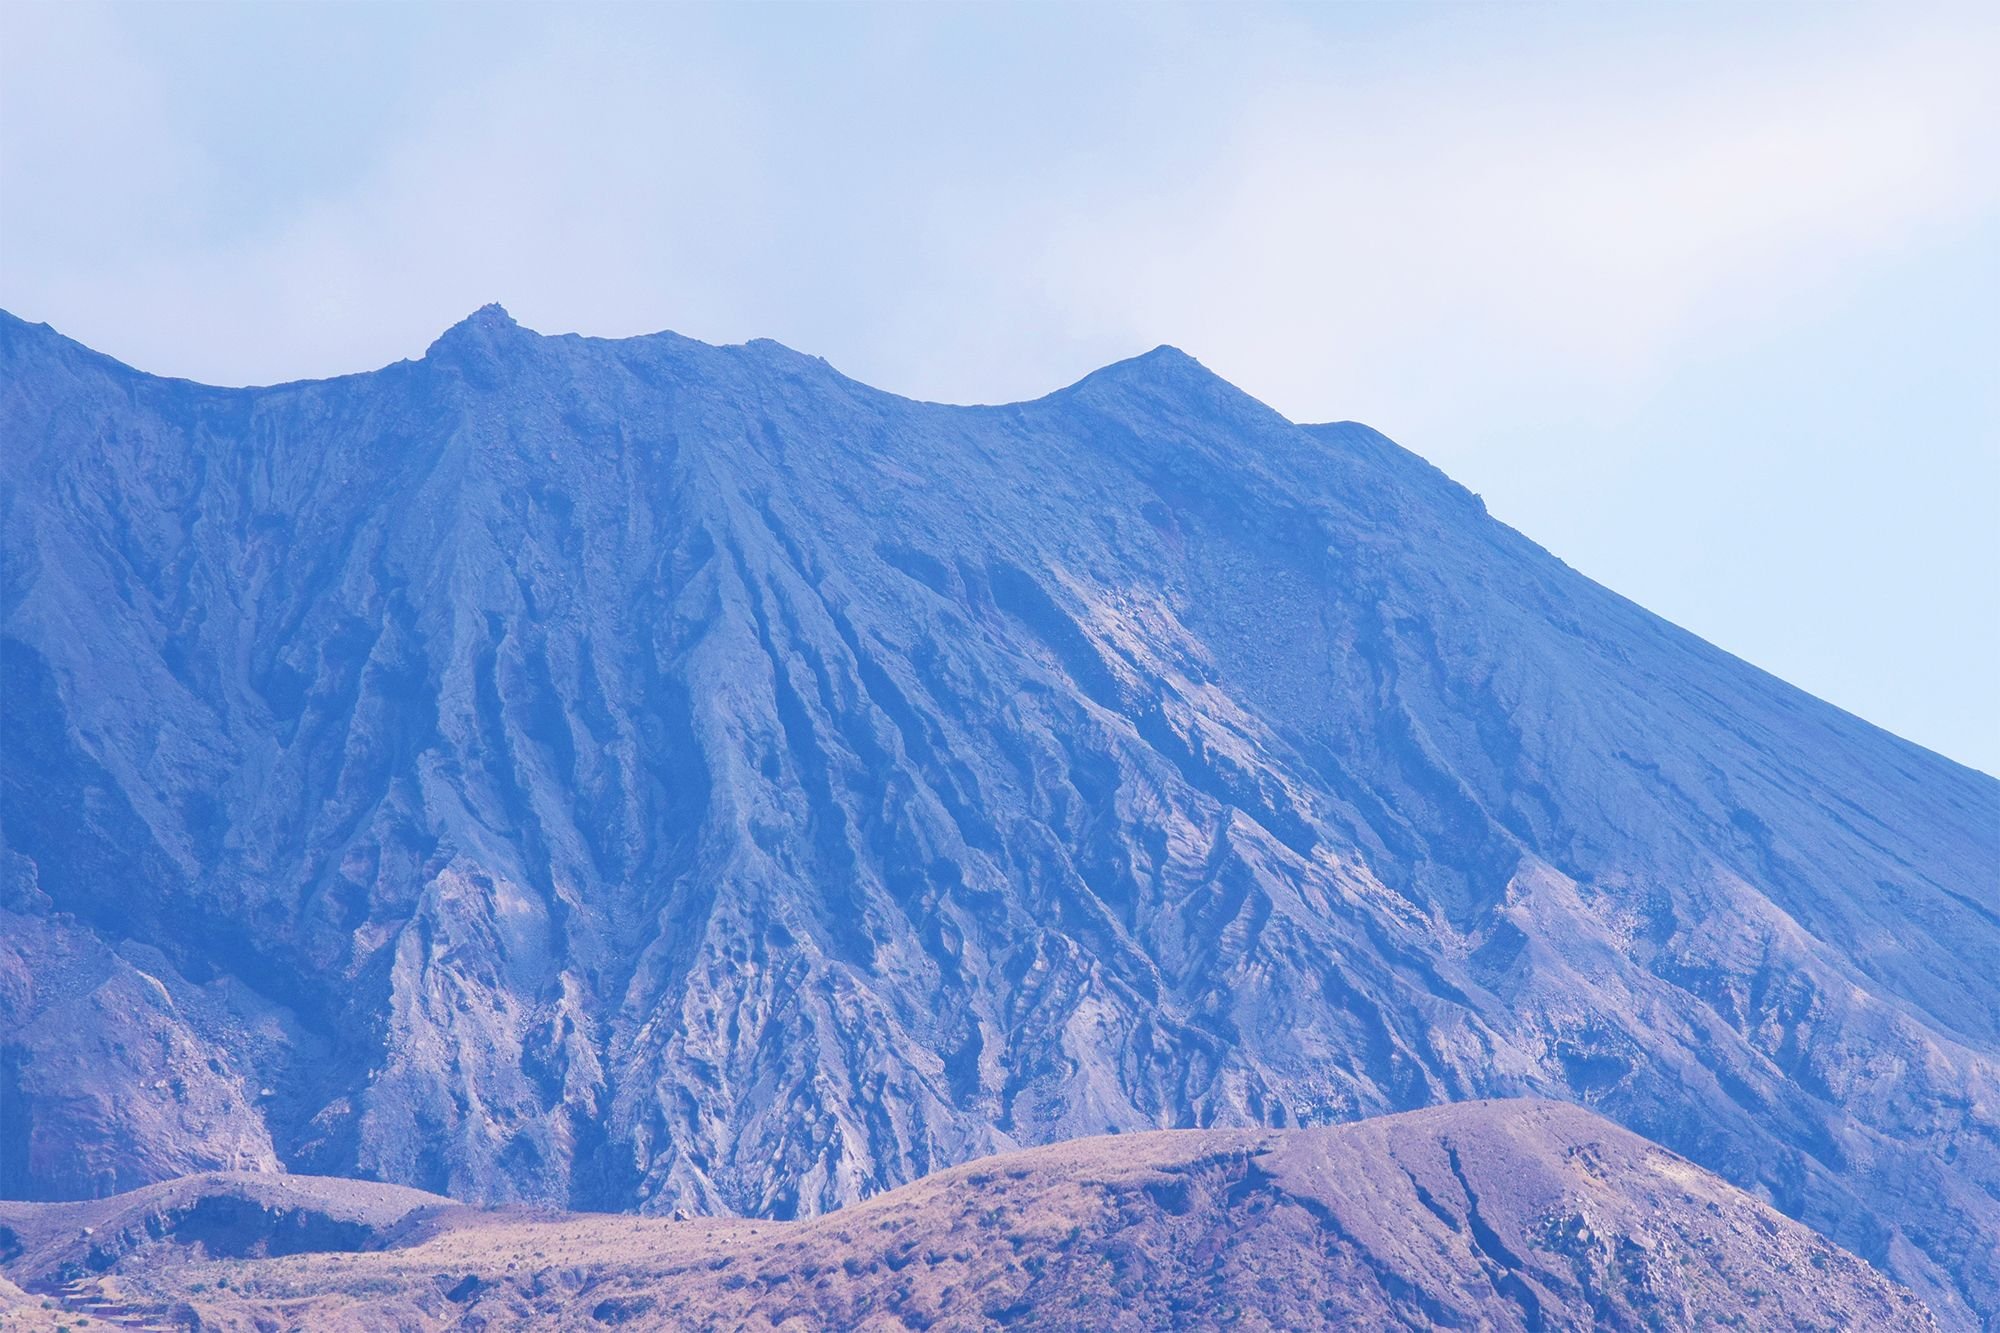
[{"x1": 4, "y1": 1, "x2": 1996, "y2": 773}]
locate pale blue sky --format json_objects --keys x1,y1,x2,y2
[{"x1": 4, "y1": 1, "x2": 1996, "y2": 773}]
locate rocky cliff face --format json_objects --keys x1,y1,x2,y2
[{"x1": 2, "y1": 306, "x2": 1995, "y2": 1324}]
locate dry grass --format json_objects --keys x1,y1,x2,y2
[{"x1": 3, "y1": 1101, "x2": 1936, "y2": 1332}]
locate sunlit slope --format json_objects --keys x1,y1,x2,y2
[{"x1": 0, "y1": 1102, "x2": 1936, "y2": 1331}]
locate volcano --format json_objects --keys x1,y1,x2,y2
[{"x1": 2, "y1": 306, "x2": 1993, "y2": 1324}]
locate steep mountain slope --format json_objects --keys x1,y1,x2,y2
[
  {"x1": 3, "y1": 1102, "x2": 1939, "y2": 1331},
  {"x1": 1, "y1": 306, "x2": 1995, "y2": 1324}
]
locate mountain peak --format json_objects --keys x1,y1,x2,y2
[
  {"x1": 426, "y1": 303, "x2": 527, "y2": 360},
  {"x1": 459, "y1": 302, "x2": 518, "y2": 332},
  {"x1": 4, "y1": 311, "x2": 1996, "y2": 1326},
  {"x1": 1106, "y1": 343, "x2": 1209, "y2": 380},
  {"x1": 1053, "y1": 342, "x2": 1232, "y2": 404}
]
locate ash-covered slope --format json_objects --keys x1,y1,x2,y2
[
  {"x1": 7, "y1": 1102, "x2": 1938, "y2": 1332},
  {"x1": 1, "y1": 306, "x2": 1995, "y2": 1324}
]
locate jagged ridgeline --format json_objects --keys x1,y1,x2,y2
[{"x1": 1, "y1": 307, "x2": 1994, "y2": 1326}]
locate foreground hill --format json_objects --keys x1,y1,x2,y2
[
  {"x1": 1, "y1": 308, "x2": 1995, "y2": 1324},
  {"x1": 0, "y1": 1102, "x2": 1936, "y2": 1331}
]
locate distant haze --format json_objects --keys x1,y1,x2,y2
[{"x1": 2, "y1": 1, "x2": 1994, "y2": 771}]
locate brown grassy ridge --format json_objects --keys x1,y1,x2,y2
[{"x1": 0, "y1": 1100, "x2": 1935, "y2": 1332}]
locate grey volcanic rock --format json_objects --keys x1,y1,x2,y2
[
  {"x1": 0, "y1": 905, "x2": 280, "y2": 1199},
  {"x1": 7, "y1": 1101, "x2": 1939, "y2": 1332},
  {"x1": 1, "y1": 307, "x2": 1995, "y2": 1323}
]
